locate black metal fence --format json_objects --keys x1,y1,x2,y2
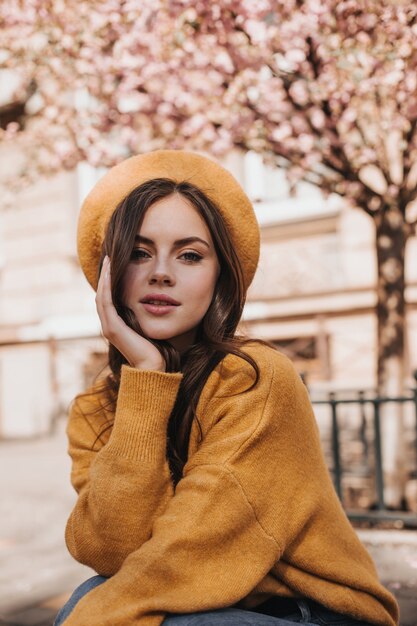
[{"x1": 311, "y1": 373, "x2": 417, "y2": 527}]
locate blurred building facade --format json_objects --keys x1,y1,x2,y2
[{"x1": 0, "y1": 150, "x2": 417, "y2": 437}]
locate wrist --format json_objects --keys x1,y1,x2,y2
[{"x1": 132, "y1": 360, "x2": 166, "y2": 372}]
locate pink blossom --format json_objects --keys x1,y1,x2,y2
[{"x1": 0, "y1": 0, "x2": 416, "y2": 218}]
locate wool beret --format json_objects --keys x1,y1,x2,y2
[{"x1": 77, "y1": 150, "x2": 260, "y2": 291}]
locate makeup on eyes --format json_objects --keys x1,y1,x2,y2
[
  {"x1": 134, "y1": 235, "x2": 210, "y2": 250},
  {"x1": 131, "y1": 232, "x2": 209, "y2": 262}
]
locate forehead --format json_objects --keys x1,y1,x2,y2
[{"x1": 138, "y1": 193, "x2": 212, "y2": 239}]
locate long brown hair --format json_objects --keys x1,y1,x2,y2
[{"x1": 93, "y1": 178, "x2": 267, "y2": 484}]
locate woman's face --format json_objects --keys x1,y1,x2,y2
[{"x1": 122, "y1": 193, "x2": 221, "y2": 352}]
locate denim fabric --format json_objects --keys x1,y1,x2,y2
[
  {"x1": 53, "y1": 575, "x2": 107, "y2": 625},
  {"x1": 53, "y1": 575, "x2": 373, "y2": 626}
]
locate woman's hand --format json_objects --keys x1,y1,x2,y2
[{"x1": 96, "y1": 256, "x2": 166, "y2": 372}]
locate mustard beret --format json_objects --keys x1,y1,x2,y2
[{"x1": 77, "y1": 150, "x2": 260, "y2": 291}]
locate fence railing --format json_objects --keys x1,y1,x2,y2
[{"x1": 311, "y1": 374, "x2": 417, "y2": 527}]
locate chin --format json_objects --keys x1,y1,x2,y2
[
  {"x1": 144, "y1": 331, "x2": 174, "y2": 341},
  {"x1": 142, "y1": 326, "x2": 183, "y2": 342}
]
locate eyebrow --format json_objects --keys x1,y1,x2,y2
[{"x1": 134, "y1": 235, "x2": 210, "y2": 249}]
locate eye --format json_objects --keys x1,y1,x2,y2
[
  {"x1": 179, "y1": 251, "x2": 203, "y2": 263},
  {"x1": 130, "y1": 248, "x2": 150, "y2": 261}
]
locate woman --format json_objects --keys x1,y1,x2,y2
[{"x1": 55, "y1": 151, "x2": 398, "y2": 626}]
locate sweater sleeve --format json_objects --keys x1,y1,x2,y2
[{"x1": 65, "y1": 365, "x2": 183, "y2": 575}]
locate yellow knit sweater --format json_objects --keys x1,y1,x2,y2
[{"x1": 63, "y1": 343, "x2": 399, "y2": 626}]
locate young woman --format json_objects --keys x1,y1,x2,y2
[{"x1": 55, "y1": 151, "x2": 398, "y2": 626}]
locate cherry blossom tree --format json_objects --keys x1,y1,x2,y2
[{"x1": 1, "y1": 0, "x2": 417, "y2": 505}]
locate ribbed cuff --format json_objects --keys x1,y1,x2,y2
[{"x1": 105, "y1": 365, "x2": 183, "y2": 461}]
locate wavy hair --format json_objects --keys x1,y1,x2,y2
[{"x1": 91, "y1": 178, "x2": 269, "y2": 484}]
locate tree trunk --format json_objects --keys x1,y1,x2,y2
[{"x1": 375, "y1": 206, "x2": 409, "y2": 508}]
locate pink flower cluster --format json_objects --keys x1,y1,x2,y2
[{"x1": 1, "y1": 0, "x2": 417, "y2": 217}]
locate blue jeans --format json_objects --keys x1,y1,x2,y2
[{"x1": 53, "y1": 575, "x2": 373, "y2": 625}]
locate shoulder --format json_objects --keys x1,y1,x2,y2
[
  {"x1": 194, "y1": 341, "x2": 312, "y2": 445},
  {"x1": 220, "y1": 340, "x2": 300, "y2": 386},
  {"x1": 202, "y1": 340, "x2": 303, "y2": 402}
]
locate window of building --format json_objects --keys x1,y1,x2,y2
[
  {"x1": 272, "y1": 334, "x2": 331, "y2": 385},
  {"x1": 242, "y1": 151, "x2": 341, "y2": 228}
]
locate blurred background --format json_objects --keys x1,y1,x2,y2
[{"x1": 0, "y1": 2, "x2": 417, "y2": 624}]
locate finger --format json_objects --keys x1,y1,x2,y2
[
  {"x1": 99, "y1": 261, "x2": 127, "y2": 341},
  {"x1": 96, "y1": 257, "x2": 111, "y2": 334},
  {"x1": 101, "y1": 258, "x2": 114, "y2": 307},
  {"x1": 95, "y1": 258, "x2": 107, "y2": 314},
  {"x1": 96, "y1": 256, "x2": 108, "y2": 295}
]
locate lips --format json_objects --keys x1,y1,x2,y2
[
  {"x1": 140, "y1": 293, "x2": 180, "y2": 306},
  {"x1": 140, "y1": 293, "x2": 181, "y2": 316}
]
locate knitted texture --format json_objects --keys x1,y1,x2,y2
[
  {"x1": 77, "y1": 150, "x2": 260, "y2": 291},
  {"x1": 64, "y1": 344, "x2": 399, "y2": 626}
]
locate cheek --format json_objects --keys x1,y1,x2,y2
[
  {"x1": 122, "y1": 266, "x2": 141, "y2": 304},
  {"x1": 192, "y1": 268, "x2": 219, "y2": 305}
]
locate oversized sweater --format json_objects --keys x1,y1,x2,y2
[{"x1": 63, "y1": 343, "x2": 399, "y2": 626}]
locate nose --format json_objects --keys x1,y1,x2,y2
[
  {"x1": 148, "y1": 261, "x2": 175, "y2": 286},
  {"x1": 149, "y1": 271, "x2": 173, "y2": 285}
]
